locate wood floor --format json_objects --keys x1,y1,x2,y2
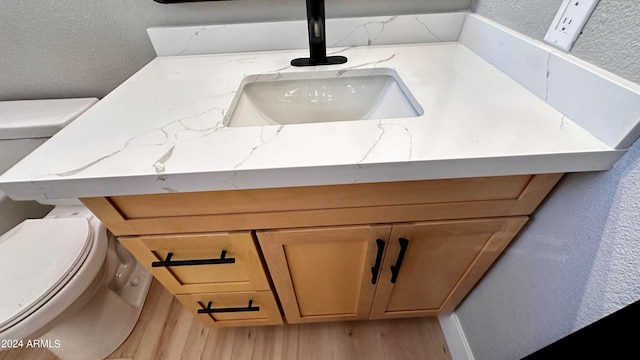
[{"x1": 1, "y1": 280, "x2": 451, "y2": 360}]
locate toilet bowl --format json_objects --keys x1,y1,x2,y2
[
  {"x1": 0, "y1": 99, "x2": 152, "y2": 359},
  {"x1": 0, "y1": 206, "x2": 152, "y2": 360}
]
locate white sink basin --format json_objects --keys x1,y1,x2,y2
[{"x1": 224, "y1": 68, "x2": 423, "y2": 127}]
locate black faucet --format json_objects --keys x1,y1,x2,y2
[{"x1": 291, "y1": 0, "x2": 348, "y2": 66}]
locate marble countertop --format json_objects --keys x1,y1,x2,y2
[{"x1": 0, "y1": 42, "x2": 623, "y2": 201}]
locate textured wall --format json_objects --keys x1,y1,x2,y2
[
  {"x1": 571, "y1": 1, "x2": 640, "y2": 84},
  {"x1": 458, "y1": 1, "x2": 640, "y2": 359},
  {"x1": 472, "y1": 0, "x2": 562, "y2": 39},
  {"x1": 457, "y1": 141, "x2": 640, "y2": 359},
  {"x1": 0, "y1": 0, "x2": 470, "y2": 101},
  {"x1": 473, "y1": 0, "x2": 640, "y2": 84}
]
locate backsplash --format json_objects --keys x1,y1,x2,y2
[
  {"x1": 460, "y1": 14, "x2": 640, "y2": 149},
  {"x1": 148, "y1": 13, "x2": 467, "y2": 56}
]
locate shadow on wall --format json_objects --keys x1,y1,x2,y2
[
  {"x1": 0, "y1": 193, "x2": 53, "y2": 235},
  {"x1": 456, "y1": 138, "x2": 640, "y2": 360}
]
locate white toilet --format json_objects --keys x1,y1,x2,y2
[{"x1": 0, "y1": 99, "x2": 153, "y2": 360}]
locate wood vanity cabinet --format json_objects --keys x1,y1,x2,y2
[
  {"x1": 257, "y1": 217, "x2": 527, "y2": 323},
  {"x1": 81, "y1": 173, "x2": 563, "y2": 327}
]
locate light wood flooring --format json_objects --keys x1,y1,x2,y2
[{"x1": 1, "y1": 280, "x2": 451, "y2": 360}]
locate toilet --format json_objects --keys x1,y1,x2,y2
[{"x1": 0, "y1": 99, "x2": 152, "y2": 360}]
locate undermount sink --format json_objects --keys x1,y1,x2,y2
[{"x1": 224, "y1": 68, "x2": 423, "y2": 127}]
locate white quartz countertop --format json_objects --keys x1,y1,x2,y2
[{"x1": 0, "y1": 42, "x2": 623, "y2": 201}]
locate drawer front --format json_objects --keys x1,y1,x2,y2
[
  {"x1": 118, "y1": 232, "x2": 270, "y2": 294},
  {"x1": 177, "y1": 291, "x2": 283, "y2": 327},
  {"x1": 83, "y1": 174, "x2": 563, "y2": 235}
]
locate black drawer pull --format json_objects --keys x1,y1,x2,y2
[
  {"x1": 390, "y1": 238, "x2": 409, "y2": 284},
  {"x1": 197, "y1": 300, "x2": 260, "y2": 314},
  {"x1": 151, "y1": 250, "x2": 235, "y2": 267},
  {"x1": 370, "y1": 239, "x2": 385, "y2": 284}
]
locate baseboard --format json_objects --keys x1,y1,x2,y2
[{"x1": 439, "y1": 313, "x2": 475, "y2": 360}]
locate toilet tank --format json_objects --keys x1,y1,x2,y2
[
  {"x1": 0, "y1": 98, "x2": 98, "y2": 173},
  {"x1": 0, "y1": 98, "x2": 98, "y2": 234}
]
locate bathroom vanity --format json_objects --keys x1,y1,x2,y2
[
  {"x1": 0, "y1": 16, "x2": 627, "y2": 327},
  {"x1": 81, "y1": 173, "x2": 560, "y2": 326}
]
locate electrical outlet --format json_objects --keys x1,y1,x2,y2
[{"x1": 544, "y1": 0, "x2": 600, "y2": 52}]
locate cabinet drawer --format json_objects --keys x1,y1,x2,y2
[
  {"x1": 177, "y1": 291, "x2": 283, "y2": 327},
  {"x1": 118, "y1": 232, "x2": 270, "y2": 294},
  {"x1": 83, "y1": 174, "x2": 562, "y2": 235}
]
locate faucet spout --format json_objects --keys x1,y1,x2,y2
[{"x1": 291, "y1": 0, "x2": 347, "y2": 67}]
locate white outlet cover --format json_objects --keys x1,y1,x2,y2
[{"x1": 544, "y1": 0, "x2": 600, "y2": 52}]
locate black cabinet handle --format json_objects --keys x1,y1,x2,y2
[
  {"x1": 152, "y1": 250, "x2": 235, "y2": 267},
  {"x1": 197, "y1": 300, "x2": 260, "y2": 314},
  {"x1": 370, "y1": 239, "x2": 385, "y2": 284},
  {"x1": 390, "y1": 238, "x2": 409, "y2": 284}
]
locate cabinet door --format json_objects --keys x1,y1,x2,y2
[
  {"x1": 119, "y1": 232, "x2": 270, "y2": 294},
  {"x1": 370, "y1": 217, "x2": 528, "y2": 319},
  {"x1": 176, "y1": 291, "x2": 283, "y2": 327},
  {"x1": 257, "y1": 225, "x2": 392, "y2": 324}
]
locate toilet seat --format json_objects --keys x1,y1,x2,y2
[{"x1": 0, "y1": 218, "x2": 93, "y2": 332}]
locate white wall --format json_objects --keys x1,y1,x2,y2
[
  {"x1": 0, "y1": 0, "x2": 471, "y2": 101},
  {"x1": 456, "y1": 1, "x2": 640, "y2": 359}
]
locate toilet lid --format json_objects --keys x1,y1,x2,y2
[{"x1": 0, "y1": 218, "x2": 93, "y2": 329}]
